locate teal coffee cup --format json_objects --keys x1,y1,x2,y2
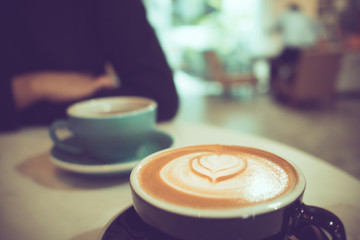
[{"x1": 49, "y1": 96, "x2": 157, "y2": 162}]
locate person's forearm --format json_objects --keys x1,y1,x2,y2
[
  {"x1": 11, "y1": 73, "x2": 44, "y2": 110},
  {"x1": 11, "y1": 71, "x2": 117, "y2": 111}
]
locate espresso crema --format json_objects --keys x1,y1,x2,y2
[{"x1": 137, "y1": 145, "x2": 298, "y2": 209}]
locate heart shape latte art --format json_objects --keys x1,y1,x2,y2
[{"x1": 191, "y1": 154, "x2": 246, "y2": 183}]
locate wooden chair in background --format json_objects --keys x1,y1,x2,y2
[
  {"x1": 203, "y1": 51, "x2": 257, "y2": 96},
  {"x1": 272, "y1": 49, "x2": 343, "y2": 106}
]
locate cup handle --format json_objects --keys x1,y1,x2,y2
[
  {"x1": 290, "y1": 203, "x2": 346, "y2": 240},
  {"x1": 49, "y1": 120, "x2": 82, "y2": 154}
]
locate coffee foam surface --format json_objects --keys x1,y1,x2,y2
[
  {"x1": 137, "y1": 145, "x2": 298, "y2": 209},
  {"x1": 68, "y1": 97, "x2": 155, "y2": 118}
]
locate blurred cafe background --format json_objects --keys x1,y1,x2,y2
[{"x1": 143, "y1": 0, "x2": 360, "y2": 179}]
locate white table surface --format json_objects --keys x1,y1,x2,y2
[{"x1": 0, "y1": 121, "x2": 359, "y2": 240}]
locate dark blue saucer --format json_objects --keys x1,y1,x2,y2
[
  {"x1": 98, "y1": 207, "x2": 180, "y2": 240},
  {"x1": 99, "y1": 207, "x2": 329, "y2": 240}
]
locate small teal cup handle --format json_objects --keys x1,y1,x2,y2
[{"x1": 49, "y1": 119, "x2": 83, "y2": 154}]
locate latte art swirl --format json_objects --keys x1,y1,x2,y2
[
  {"x1": 160, "y1": 152, "x2": 288, "y2": 202},
  {"x1": 137, "y1": 145, "x2": 298, "y2": 209}
]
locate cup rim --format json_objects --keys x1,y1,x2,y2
[
  {"x1": 67, "y1": 96, "x2": 157, "y2": 119},
  {"x1": 130, "y1": 145, "x2": 306, "y2": 218}
]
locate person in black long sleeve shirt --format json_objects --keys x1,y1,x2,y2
[{"x1": 0, "y1": 0, "x2": 179, "y2": 131}]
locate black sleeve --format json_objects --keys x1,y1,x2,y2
[
  {"x1": 96, "y1": 0, "x2": 179, "y2": 122},
  {"x1": 0, "y1": 1, "x2": 19, "y2": 131}
]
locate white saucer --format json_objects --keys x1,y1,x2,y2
[{"x1": 50, "y1": 130, "x2": 173, "y2": 175}]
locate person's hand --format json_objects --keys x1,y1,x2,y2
[
  {"x1": 12, "y1": 71, "x2": 117, "y2": 110},
  {"x1": 32, "y1": 72, "x2": 116, "y2": 102}
]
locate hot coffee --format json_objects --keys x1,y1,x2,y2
[
  {"x1": 137, "y1": 145, "x2": 298, "y2": 210},
  {"x1": 49, "y1": 96, "x2": 157, "y2": 161},
  {"x1": 130, "y1": 145, "x2": 345, "y2": 240}
]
